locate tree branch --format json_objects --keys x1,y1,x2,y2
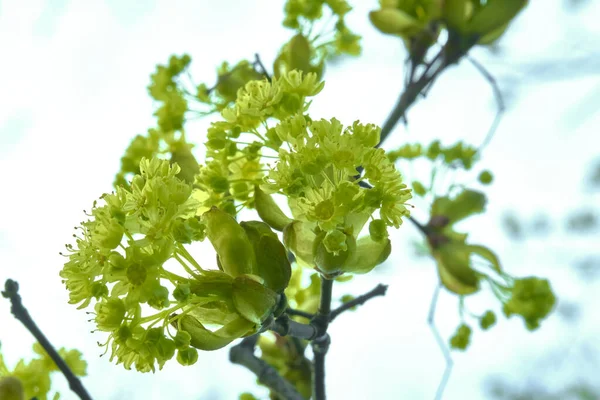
[
  {"x1": 1, "y1": 279, "x2": 93, "y2": 400},
  {"x1": 229, "y1": 336, "x2": 303, "y2": 400},
  {"x1": 330, "y1": 284, "x2": 388, "y2": 322}
]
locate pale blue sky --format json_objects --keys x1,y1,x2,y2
[{"x1": 0, "y1": 1, "x2": 599, "y2": 399}]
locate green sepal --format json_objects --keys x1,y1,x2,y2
[
  {"x1": 369, "y1": 8, "x2": 421, "y2": 36},
  {"x1": 443, "y1": 0, "x2": 469, "y2": 32},
  {"x1": 477, "y1": 22, "x2": 509, "y2": 44},
  {"x1": 241, "y1": 221, "x2": 292, "y2": 292},
  {"x1": 189, "y1": 270, "x2": 234, "y2": 299},
  {"x1": 312, "y1": 231, "x2": 356, "y2": 274},
  {"x1": 254, "y1": 186, "x2": 293, "y2": 231},
  {"x1": 170, "y1": 141, "x2": 200, "y2": 184},
  {"x1": 283, "y1": 221, "x2": 316, "y2": 268},
  {"x1": 232, "y1": 275, "x2": 278, "y2": 325},
  {"x1": 289, "y1": 34, "x2": 312, "y2": 73},
  {"x1": 435, "y1": 243, "x2": 480, "y2": 295},
  {"x1": 179, "y1": 314, "x2": 255, "y2": 351},
  {"x1": 203, "y1": 207, "x2": 257, "y2": 277},
  {"x1": 466, "y1": 0, "x2": 527, "y2": 36},
  {"x1": 466, "y1": 244, "x2": 501, "y2": 273},
  {"x1": 431, "y1": 189, "x2": 486, "y2": 224},
  {"x1": 340, "y1": 236, "x2": 391, "y2": 274}
]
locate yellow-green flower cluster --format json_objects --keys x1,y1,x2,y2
[
  {"x1": 0, "y1": 342, "x2": 86, "y2": 400},
  {"x1": 195, "y1": 70, "x2": 325, "y2": 213},
  {"x1": 261, "y1": 113, "x2": 411, "y2": 276},
  {"x1": 388, "y1": 140, "x2": 478, "y2": 170},
  {"x1": 61, "y1": 158, "x2": 291, "y2": 372},
  {"x1": 277, "y1": 0, "x2": 361, "y2": 78}
]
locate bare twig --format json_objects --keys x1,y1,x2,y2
[
  {"x1": 253, "y1": 53, "x2": 271, "y2": 81},
  {"x1": 229, "y1": 336, "x2": 303, "y2": 400},
  {"x1": 467, "y1": 56, "x2": 506, "y2": 155},
  {"x1": 330, "y1": 284, "x2": 388, "y2": 322},
  {"x1": 2, "y1": 279, "x2": 93, "y2": 400}
]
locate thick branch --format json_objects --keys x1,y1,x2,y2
[
  {"x1": 269, "y1": 315, "x2": 318, "y2": 340},
  {"x1": 229, "y1": 336, "x2": 303, "y2": 400},
  {"x1": 311, "y1": 276, "x2": 334, "y2": 400},
  {"x1": 330, "y1": 284, "x2": 388, "y2": 322},
  {"x1": 2, "y1": 279, "x2": 93, "y2": 400}
]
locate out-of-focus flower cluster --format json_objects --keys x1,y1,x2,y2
[{"x1": 0, "y1": 342, "x2": 86, "y2": 400}]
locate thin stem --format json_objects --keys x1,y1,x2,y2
[
  {"x1": 330, "y1": 284, "x2": 388, "y2": 322},
  {"x1": 427, "y1": 283, "x2": 453, "y2": 400},
  {"x1": 229, "y1": 336, "x2": 303, "y2": 400},
  {"x1": 2, "y1": 280, "x2": 93, "y2": 400},
  {"x1": 286, "y1": 308, "x2": 315, "y2": 320}
]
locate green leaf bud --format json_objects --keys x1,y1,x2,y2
[
  {"x1": 232, "y1": 275, "x2": 278, "y2": 325},
  {"x1": 203, "y1": 207, "x2": 257, "y2": 277},
  {"x1": 254, "y1": 186, "x2": 293, "y2": 231},
  {"x1": 241, "y1": 221, "x2": 292, "y2": 292}
]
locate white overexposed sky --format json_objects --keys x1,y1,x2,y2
[{"x1": 1, "y1": 1, "x2": 599, "y2": 399}]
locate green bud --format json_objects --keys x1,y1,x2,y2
[
  {"x1": 313, "y1": 231, "x2": 355, "y2": 274},
  {"x1": 173, "y1": 283, "x2": 191, "y2": 302},
  {"x1": 174, "y1": 331, "x2": 192, "y2": 349},
  {"x1": 478, "y1": 170, "x2": 493, "y2": 185},
  {"x1": 480, "y1": 310, "x2": 497, "y2": 330},
  {"x1": 369, "y1": 219, "x2": 389, "y2": 242},
  {"x1": 450, "y1": 323, "x2": 471, "y2": 350},
  {"x1": 176, "y1": 348, "x2": 198, "y2": 366},
  {"x1": 0, "y1": 377, "x2": 24, "y2": 400},
  {"x1": 412, "y1": 180, "x2": 427, "y2": 196}
]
